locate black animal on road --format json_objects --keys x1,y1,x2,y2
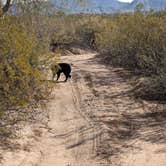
[{"x1": 51, "y1": 63, "x2": 71, "y2": 82}]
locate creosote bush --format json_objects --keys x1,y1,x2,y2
[
  {"x1": 0, "y1": 17, "x2": 45, "y2": 114},
  {"x1": 96, "y1": 13, "x2": 166, "y2": 76}
]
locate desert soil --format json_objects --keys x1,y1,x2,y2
[{"x1": 1, "y1": 51, "x2": 166, "y2": 166}]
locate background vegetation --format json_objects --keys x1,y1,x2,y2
[
  {"x1": 47, "y1": 11, "x2": 166, "y2": 101},
  {"x1": 94, "y1": 11, "x2": 166, "y2": 100}
]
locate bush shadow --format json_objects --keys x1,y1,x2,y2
[{"x1": 73, "y1": 55, "x2": 166, "y2": 161}]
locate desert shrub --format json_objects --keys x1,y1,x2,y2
[
  {"x1": 0, "y1": 17, "x2": 45, "y2": 113},
  {"x1": 55, "y1": 12, "x2": 166, "y2": 100},
  {"x1": 93, "y1": 11, "x2": 166, "y2": 100},
  {"x1": 45, "y1": 11, "x2": 166, "y2": 101},
  {"x1": 134, "y1": 74, "x2": 166, "y2": 101},
  {"x1": 49, "y1": 14, "x2": 102, "y2": 48},
  {"x1": 0, "y1": 1, "x2": 56, "y2": 138},
  {"x1": 96, "y1": 13, "x2": 166, "y2": 75},
  {"x1": 5, "y1": 8, "x2": 164, "y2": 101},
  {"x1": 75, "y1": 24, "x2": 95, "y2": 47}
]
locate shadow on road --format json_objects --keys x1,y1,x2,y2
[{"x1": 71, "y1": 55, "x2": 166, "y2": 161}]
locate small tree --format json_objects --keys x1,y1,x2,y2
[
  {"x1": 134, "y1": 3, "x2": 144, "y2": 13},
  {"x1": 0, "y1": 0, "x2": 11, "y2": 16}
]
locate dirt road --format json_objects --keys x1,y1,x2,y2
[{"x1": 1, "y1": 52, "x2": 166, "y2": 166}]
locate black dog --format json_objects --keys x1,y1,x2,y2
[{"x1": 51, "y1": 63, "x2": 71, "y2": 82}]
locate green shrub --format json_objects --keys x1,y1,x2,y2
[
  {"x1": 0, "y1": 17, "x2": 44, "y2": 112},
  {"x1": 93, "y1": 12, "x2": 166, "y2": 100},
  {"x1": 97, "y1": 13, "x2": 166, "y2": 75},
  {"x1": 134, "y1": 74, "x2": 166, "y2": 100}
]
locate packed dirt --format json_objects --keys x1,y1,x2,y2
[{"x1": 1, "y1": 51, "x2": 166, "y2": 166}]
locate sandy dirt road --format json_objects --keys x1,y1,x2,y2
[{"x1": 1, "y1": 52, "x2": 166, "y2": 166}]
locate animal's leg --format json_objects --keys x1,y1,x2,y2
[
  {"x1": 56, "y1": 72, "x2": 61, "y2": 81},
  {"x1": 64, "y1": 73, "x2": 69, "y2": 82},
  {"x1": 64, "y1": 76, "x2": 68, "y2": 82}
]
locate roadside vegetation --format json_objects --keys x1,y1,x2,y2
[
  {"x1": 0, "y1": 0, "x2": 55, "y2": 138},
  {"x1": 48, "y1": 11, "x2": 166, "y2": 101},
  {"x1": 45, "y1": 10, "x2": 166, "y2": 101},
  {"x1": 94, "y1": 11, "x2": 166, "y2": 101}
]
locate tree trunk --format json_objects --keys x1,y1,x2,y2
[{"x1": 0, "y1": 0, "x2": 11, "y2": 16}]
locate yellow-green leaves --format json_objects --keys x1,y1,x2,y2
[{"x1": 0, "y1": 17, "x2": 43, "y2": 111}]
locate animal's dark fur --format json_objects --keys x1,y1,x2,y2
[{"x1": 51, "y1": 63, "x2": 71, "y2": 82}]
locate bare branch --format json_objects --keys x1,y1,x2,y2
[{"x1": 2, "y1": 0, "x2": 11, "y2": 14}]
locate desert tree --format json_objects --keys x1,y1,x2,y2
[{"x1": 0, "y1": 0, "x2": 11, "y2": 16}]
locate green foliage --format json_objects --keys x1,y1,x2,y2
[
  {"x1": 49, "y1": 11, "x2": 166, "y2": 100},
  {"x1": 93, "y1": 12, "x2": 166, "y2": 100},
  {"x1": 96, "y1": 13, "x2": 166, "y2": 75},
  {"x1": 0, "y1": 17, "x2": 44, "y2": 112},
  {"x1": 135, "y1": 74, "x2": 166, "y2": 100},
  {"x1": 1, "y1": 3, "x2": 165, "y2": 120}
]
